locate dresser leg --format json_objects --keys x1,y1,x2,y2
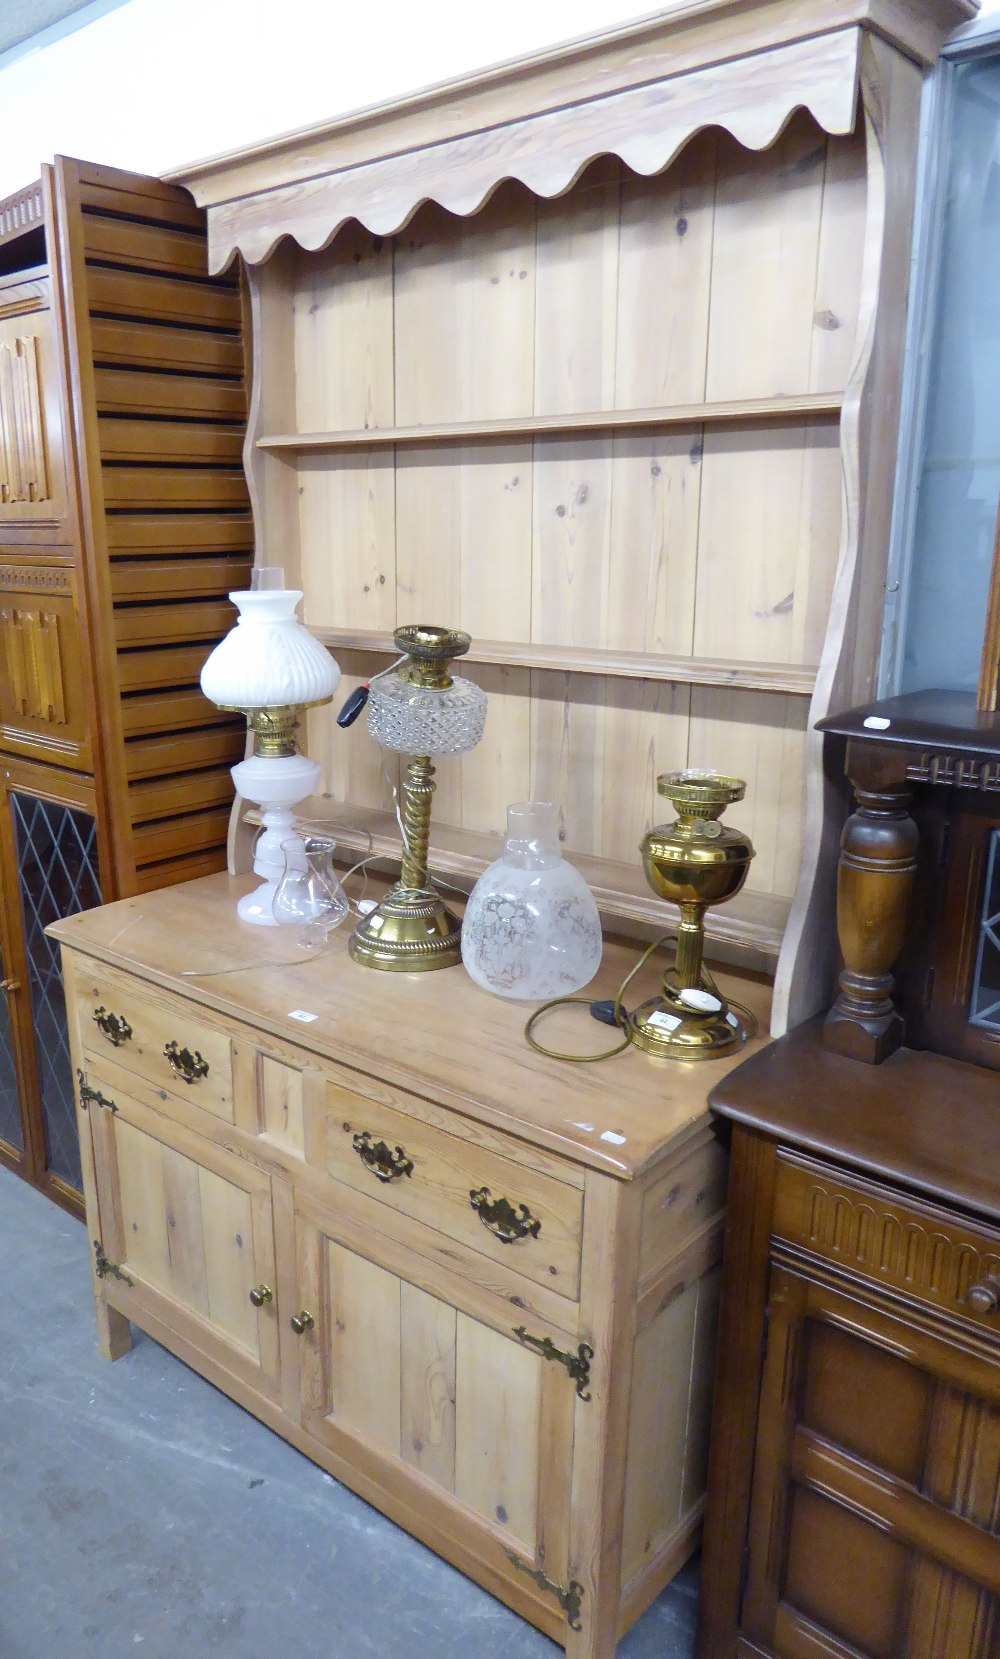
[{"x1": 96, "y1": 1295, "x2": 133, "y2": 1361}]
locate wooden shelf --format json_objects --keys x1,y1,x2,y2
[
  {"x1": 277, "y1": 798, "x2": 789, "y2": 962},
  {"x1": 316, "y1": 629, "x2": 817, "y2": 696},
  {"x1": 256, "y1": 392, "x2": 843, "y2": 453}
]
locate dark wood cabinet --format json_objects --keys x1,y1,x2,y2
[
  {"x1": 698, "y1": 1025, "x2": 1000, "y2": 1659},
  {"x1": 0, "y1": 164, "x2": 249, "y2": 1213}
]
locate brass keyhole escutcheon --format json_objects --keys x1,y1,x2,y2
[
  {"x1": 249, "y1": 1284, "x2": 273, "y2": 1308},
  {"x1": 290, "y1": 1310, "x2": 315, "y2": 1334}
]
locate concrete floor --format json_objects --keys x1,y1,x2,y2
[{"x1": 0, "y1": 1164, "x2": 700, "y2": 1659}]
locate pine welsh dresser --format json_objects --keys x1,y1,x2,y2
[{"x1": 49, "y1": 873, "x2": 772, "y2": 1656}]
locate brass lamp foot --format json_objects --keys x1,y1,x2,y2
[
  {"x1": 627, "y1": 984, "x2": 743, "y2": 1060},
  {"x1": 348, "y1": 884, "x2": 462, "y2": 971}
]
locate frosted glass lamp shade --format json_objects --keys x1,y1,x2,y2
[{"x1": 200, "y1": 590, "x2": 339, "y2": 709}]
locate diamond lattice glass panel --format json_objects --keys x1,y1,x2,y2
[
  {"x1": 0, "y1": 939, "x2": 23, "y2": 1156},
  {"x1": 970, "y1": 829, "x2": 1000, "y2": 1034},
  {"x1": 10, "y1": 793, "x2": 102, "y2": 1192}
]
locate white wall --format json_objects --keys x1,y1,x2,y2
[
  {"x1": 0, "y1": 0, "x2": 666, "y2": 200},
  {"x1": 1, "y1": 0, "x2": 994, "y2": 209}
]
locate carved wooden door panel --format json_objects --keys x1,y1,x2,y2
[
  {"x1": 742, "y1": 1262, "x2": 1000, "y2": 1659},
  {"x1": 0, "y1": 271, "x2": 69, "y2": 535}
]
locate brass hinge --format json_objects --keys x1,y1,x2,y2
[
  {"x1": 77, "y1": 1069, "x2": 118, "y2": 1113},
  {"x1": 93, "y1": 1240, "x2": 132, "y2": 1286},
  {"x1": 504, "y1": 1552, "x2": 584, "y2": 1631},
  {"x1": 512, "y1": 1325, "x2": 593, "y2": 1400}
]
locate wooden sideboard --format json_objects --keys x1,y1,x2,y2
[
  {"x1": 50, "y1": 873, "x2": 772, "y2": 1656},
  {"x1": 698, "y1": 1024, "x2": 1000, "y2": 1659}
]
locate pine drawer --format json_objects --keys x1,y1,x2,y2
[
  {"x1": 306, "y1": 1074, "x2": 583, "y2": 1303},
  {"x1": 73, "y1": 962, "x2": 234, "y2": 1123}
]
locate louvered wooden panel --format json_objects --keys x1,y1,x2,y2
[
  {"x1": 128, "y1": 767, "x2": 234, "y2": 822},
  {"x1": 114, "y1": 599, "x2": 235, "y2": 648},
  {"x1": 131, "y1": 806, "x2": 233, "y2": 864},
  {"x1": 76, "y1": 168, "x2": 204, "y2": 229},
  {"x1": 87, "y1": 268, "x2": 241, "y2": 330},
  {"x1": 110, "y1": 558, "x2": 251, "y2": 601},
  {"x1": 83, "y1": 215, "x2": 222, "y2": 279},
  {"x1": 130, "y1": 846, "x2": 235, "y2": 893},
  {"x1": 105, "y1": 514, "x2": 252, "y2": 555},
  {"x1": 124, "y1": 725, "x2": 243, "y2": 779},
  {"x1": 94, "y1": 369, "x2": 246, "y2": 420},
  {"x1": 117, "y1": 645, "x2": 212, "y2": 692},
  {"x1": 90, "y1": 318, "x2": 244, "y2": 375},
  {"x1": 120, "y1": 688, "x2": 238, "y2": 737},
  {"x1": 101, "y1": 468, "x2": 248, "y2": 510},
  {"x1": 53, "y1": 156, "x2": 250, "y2": 895},
  {"x1": 99, "y1": 419, "x2": 244, "y2": 465}
]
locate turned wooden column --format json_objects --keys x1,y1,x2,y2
[{"x1": 823, "y1": 740, "x2": 920, "y2": 1063}]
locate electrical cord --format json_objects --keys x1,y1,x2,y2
[{"x1": 523, "y1": 935, "x2": 758, "y2": 1063}]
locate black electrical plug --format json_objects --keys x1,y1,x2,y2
[{"x1": 337, "y1": 684, "x2": 370, "y2": 728}]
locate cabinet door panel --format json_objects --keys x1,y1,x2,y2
[
  {"x1": 295, "y1": 1200, "x2": 574, "y2": 1595},
  {"x1": 743, "y1": 1264, "x2": 1000, "y2": 1659},
  {"x1": 454, "y1": 1314, "x2": 541, "y2": 1550},
  {"x1": 90, "y1": 1075, "x2": 279, "y2": 1397}
]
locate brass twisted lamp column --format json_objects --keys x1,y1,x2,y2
[{"x1": 349, "y1": 626, "x2": 487, "y2": 972}]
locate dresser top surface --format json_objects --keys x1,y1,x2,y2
[
  {"x1": 51, "y1": 872, "x2": 773, "y2": 1180},
  {"x1": 710, "y1": 1020, "x2": 1000, "y2": 1220}
]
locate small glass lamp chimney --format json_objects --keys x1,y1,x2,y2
[{"x1": 199, "y1": 572, "x2": 340, "y2": 925}]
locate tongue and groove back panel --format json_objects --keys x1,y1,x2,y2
[
  {"x1": 278, "y1": 121, "x2": 863, "y2": 940},
  {"x1": 174, "y1": 2, "x2": 971, "y2": 1027},
  {"x1": 50, "y1": 157, "x2": 252, "y2": 895}
]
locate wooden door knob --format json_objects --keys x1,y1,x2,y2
[{"x1": 967, "y1": 1280, "x2": 1000, "y2": 1316}]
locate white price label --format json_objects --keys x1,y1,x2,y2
[{"x1": 288, "y1": 1009, "x2": 319, "y2": 1023}]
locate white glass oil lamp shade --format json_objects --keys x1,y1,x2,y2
[{"x1": 200, "y1": 589, "x2": 340, "y2": 925}]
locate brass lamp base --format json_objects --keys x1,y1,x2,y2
[
  {"x1": 348, "y1": 884, "x2": 462, "y2": 972},
  {"x1": 627, "y1": 981, "x2": 742, "y2": 1061}
]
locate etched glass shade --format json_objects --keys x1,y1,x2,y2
[
  {"x1": 461, "y1": 802, "x2": 603, "y2": 1000},
  {"x1": 200, "y1": 590, "x2": 339, "y2": 709}
]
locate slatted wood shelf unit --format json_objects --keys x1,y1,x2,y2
[
  {"x1": 53, "y1": 158, "x2": 253, "y2": 892},
  {"x1": 175, "y1": 0, "x2": 971, "y2": 1031}
]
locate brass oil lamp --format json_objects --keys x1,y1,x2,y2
[
  {"x1": 349, "y1": 625, "x2": 487, "y2": 972},
  {"x1": 628, "y1": 771, "x2": 755, "y2": 1059}
]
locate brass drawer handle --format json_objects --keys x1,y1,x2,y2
[
  {"x1": 470, "y1": 1186, "x2": 541, "y2": 1244},
  {"x1": 93, "y1": 1006, "x2": 132, "y2": 1047},
  {"x1": 163, "y1": 1041, "x2": 209, "y2": 1085},
  {"x1": 249, "y1": 1284, "x2": 273, "y2": 1308},
  {"x1": 967, "y1": 1279, "x2": 1000, "y2": 1316},
  {"x1": 352, "y1": 1129, "x2": 413, "y2": 1183},
  {"x1": 290, "y1": 1310, "x2": 314, "y2": 1334}
]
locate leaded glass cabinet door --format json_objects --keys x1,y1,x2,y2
[{"x1": 7, "y1": 789, "x2": 102, "y2": 1206}]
